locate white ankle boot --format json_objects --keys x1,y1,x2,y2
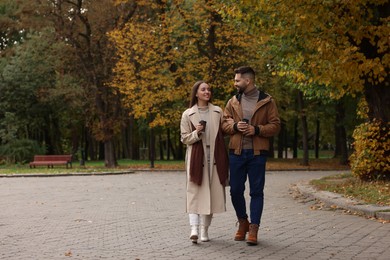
[
  {"x1": 200, "y1": 214, "x2": 212, "y2": 242},
  {"x1": 190, "y1": 225, "x2": 199, "y2": 243},
  {"x1": 200, "y1": 225, "x2": 209, "y2": 242}
]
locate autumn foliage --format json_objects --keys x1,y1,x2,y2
[
  {"x1": 0, "y1": 0, "x2": 388, "y2": 176},
  {"x1": 349, "y1": 120, "x2": 390, "y2": 181},
  {"x1": 221, "y1": 0, "x2": 389, "y2": 180},
  {"x1": 110, "y1": 0, "x2": 261, "y2": 128}
]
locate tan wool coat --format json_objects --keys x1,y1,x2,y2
[{"x1": 180, "y1": 103, "x2": 227, "y2": 215}]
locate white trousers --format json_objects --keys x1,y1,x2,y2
[{"x1": 189, "y1": 213, "x2": 213, "y2": 226}]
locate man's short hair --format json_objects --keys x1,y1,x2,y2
[{"x1": 234, "y1": 66, "x2": 255, "y2": 80}]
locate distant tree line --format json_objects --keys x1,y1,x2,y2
[{"x1": 0, "y1": 1, "x2": 388, "y2": 180}]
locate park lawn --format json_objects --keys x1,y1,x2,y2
[
  {"x1": 0, "y1": 158, "x2": 350, "y2": 174},
  {"x1": 310, "y1": 173, "x2": 390, "y2": 206},
  {"x1": 266, "y1": 158, "x2": 350, "y2": 171},
  {"x1": 0, "y1": 159, "x2": 183, "y2": 174}
]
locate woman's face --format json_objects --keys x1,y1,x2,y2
[{"x1": 196, "y1": 83, "x2": 211, "y2": 103}]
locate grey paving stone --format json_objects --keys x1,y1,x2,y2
[{"x1": 0, "y1": 170, "x2": 389, "y2": 260}]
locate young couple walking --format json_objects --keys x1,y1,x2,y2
[{"x1": 180, "y1": 66, "x2": 281, "y2": 245}]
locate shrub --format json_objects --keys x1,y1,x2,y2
[
  {"x1": 0, "y1": 139, "x2": 46, "y2": 164},
  {"x1": 349, "y1": 119, "x2": 389, "y2": 181}
]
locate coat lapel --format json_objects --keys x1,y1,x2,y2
[{"x1": 188, "y1": 105, "x2": 201, "y2": 128}]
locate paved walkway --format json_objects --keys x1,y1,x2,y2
[{"x1": 0, "y1": 170, "x2": 389, "y2": 260}]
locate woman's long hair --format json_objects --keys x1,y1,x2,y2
[{"x1": 189, "y1": 80, "x2": 212, "y2": 108}]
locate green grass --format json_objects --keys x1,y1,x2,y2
[
  {"x1": 0, "y1": 159, "x2": 185, "y2": 175},
  {"x1": 310, "y1": 173, "x2": 390, "y2": 206},
  {"x1": 0, "y1": 157, "x2": 350, "y2": 174}
]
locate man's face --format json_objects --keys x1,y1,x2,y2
[{"x1": 234, "y1": 73, "x2": 249, "y2": 93}]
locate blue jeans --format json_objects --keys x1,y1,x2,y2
[{"x1": 229, "y1": 149, "x2": 267, "y2": 225}]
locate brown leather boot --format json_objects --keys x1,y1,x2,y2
[
  {"x1": 246, "y1": 224, "x2": 259, "y2": 245},
  {"x1": 234, "y1": 218, "x2": 250, "y2": 241}
]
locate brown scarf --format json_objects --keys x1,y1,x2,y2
[
  {"x1": 214, "y1": 126, "x2": 229, "y2": 186},
  {"x1": 189, "y1": 123, "x2": 229, "y2": 186},
  {"x1": 189, "y1": 123, "x2": 204, "y2": 185}
]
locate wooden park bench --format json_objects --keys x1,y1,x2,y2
[{"x1": 29, "y1": 155, "x2": 73, "y2": 168}]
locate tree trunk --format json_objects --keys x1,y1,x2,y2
[
  {"x1": 45, "y1": 115, "x2": 62, "y2": 154},
  {"x1": 361, "y1": 2, "x2": 390, "y2": 124},
  {"x1": 293, "y1": 119, "x2": 298, "y2": 158},
  {"x1": 121, "y1": 123, "x2": 130, "y2": 159},
  {"x1": 297, "y1": 91, "x2": 309, "y2": 165},
  {"x1": 128, "y1": 116, "x2": 140, "y2": 160},
  {"x1": 167, "y1": 128, "x2": 171, "y2": 160},
  {"x1": 277, "y1": 119, "x2": 285, "y2": 158},
  {"x1": 315, "y1": 119, "x2": 320, "y2": 159},
  {"x1": 159, "y1": 134, "x2": 164, "y2": 160},
  {"x1": 364, "y1": 83, "x2": 390, "y2": 123},
  {"x1": 71, "y1": 125, "x2": 80, "y2": 160},
  {"x1": 103, "y1": 139, "x2": 116, "y2": 166},
  {"x1": 334, "y1": 100, "x2": 348, "y2": 165},
  {"x1": 44, "y1": 127, "x2": 54, "y2": 155},
  {"x1": 98, "y1": 142, "x2": 105, "y2": 160},
  {"x1": 269, "y1": 137, "x2": 275, "y2": 158},
  {"x1": 176, "y1": 131, "x2": 184, "y2": 160},
  {"x1": 104, "y1": 139, "x2": 117, "y2": 167},
  {"x1": 85, "y1": 129, "x2": 92, "y2": 160},
  {"x1": 149, "y1": 127, "x2": 155, "y2": 168},
  {"x1": 168, "y1": 132, "x2": 176, "y2": 159}
]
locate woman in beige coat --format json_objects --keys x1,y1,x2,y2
[{"x1": 180, "y1": 80, "x2": 229, "y2": 243}]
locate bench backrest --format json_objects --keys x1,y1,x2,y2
[{"x1": 33, "y1": 155, "x2": 72, "y2": 162}]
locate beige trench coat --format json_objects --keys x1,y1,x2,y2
[{"x1": 180, "y1": 104, "x2": 227, "y2": 215}]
